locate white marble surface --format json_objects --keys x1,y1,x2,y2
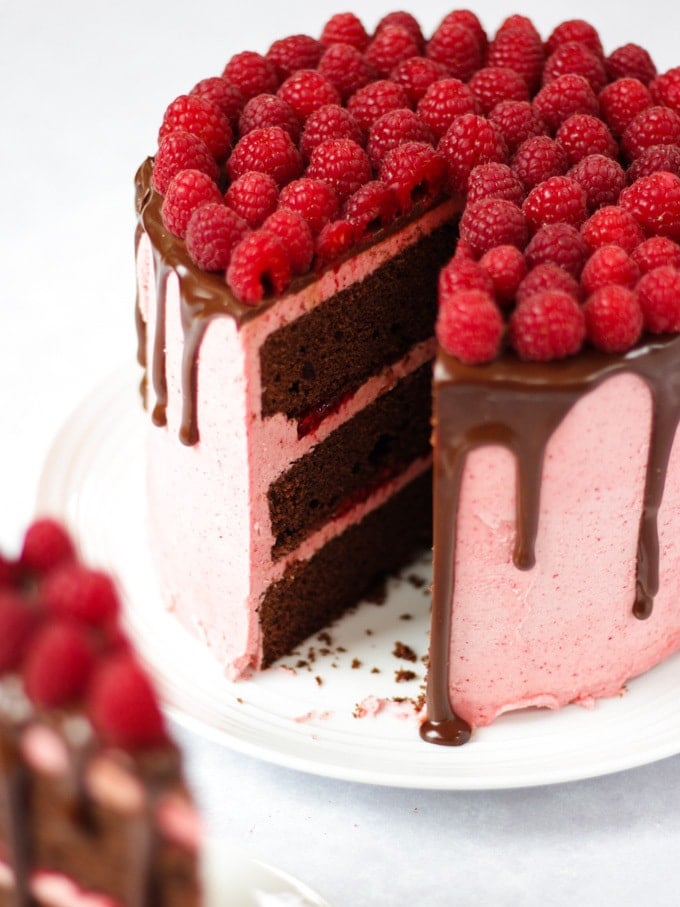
[{"x1": 2, "y1": 0, "x2": 680, "y2": 903}]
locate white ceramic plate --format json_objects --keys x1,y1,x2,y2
[{"x1": 36, "y1": 365, "x2": 680, "y2": 790}]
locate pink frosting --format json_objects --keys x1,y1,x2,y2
[
  {"x1": 21, "y1": 724, "x2": 69, "y2": 777},
  {"x1": 31, "y1": 872, "x2": 120, "y2": 907}
]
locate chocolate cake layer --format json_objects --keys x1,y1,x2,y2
[
  {"x1": 260, "y1": 469, "x2": 432, "y2": 666},
  {"x1": 268, "y1": 363, "x2": 433, "y2": 558}
]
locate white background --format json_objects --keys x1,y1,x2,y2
[{"x1": 3, "y1": 1, "x2": 680, "y2": 903}]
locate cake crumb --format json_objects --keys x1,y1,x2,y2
[
  {"x1": 395, "y1": 669, "x2": 417, "y2": 683},
  {"x1": 315, "y1": 676, "x2": 323, "y2": 686},
  {"x1": 370, "y1": 667, "x2": 380, "y2": 674},
  {"x1": 351, "y1": 658, "x2": 362, "y2": 669},
  {"x1": 317, "y1": 631, "x2": 332, "y2": 646},
  {"x1": 399, "y1": 613, "x2": 413, "y2": 621},
  {"x1": 407, "y1": 574, "x2": 426, "y2": 588},
  {"x1": 393, "y1": 641, "x2": 418, "y2": 662},
  {"x1": 365, "y1": 629, "x2": 374, "y2": 636}
]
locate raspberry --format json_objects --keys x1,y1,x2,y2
[
  {"x1": 583, "y1": 286, "x2": 643, "y2": 353},
  {"x1": 486, "y1": 26, "x2": 545, "y2": 94},
  {"x1": 225, "y1": 171, "x2": 278, "y2": 228},
  {"x1": 479, "y1": 245, "x2": 528, "y2": 305},
  {"x1": 376, "y1": 12, "x2": 425, "y2": 50},
  {"x1": 650, "y1": 67, "x2": 680, "y2": 113},
  {"x1": 622, "y1": 106, "x2": 680, "y2": 161},
  {"x1": 391, "y1": 57, "x2": 449, "y2": 104},
  {"x1": 510, "y1": 290, "x2": 586, "y2": 361},
  {"x1": 555, "y1": 114, "x2": 617, "y2": 166},
  {"x1": 366, "y1": 108, "x2": 433, "y2": 168},
  {"x1": 438, "y1": 10, "x2": 488, "y2": 53},
  {"x1": 606, "y1": 44, "x2": 657, "y2": 86},
  {"x1": 533, "y1": 74, "x2": 599, "y2": 132},
  {"x1": 516, "y1": 263, "x2": 581, "y2": 305},
  {"x1": 627, "y1": 144, "x2": 680, "y2": 182},
  {"x1": 23, "y1": 620, "x2": 95, "y2": 707},
  {"x1": 190, "y1": 78, "x2": 245, "y2": 127},
  {"x1": 619, "y1": 171, "x2": 680, "y2": 240},
  {"x1": 438, "y1": 114, "x2": 508, "y2": 193},
  {"x1": 438, "y1": 257, "x2": 494, "y2": 298},
  {"x1": 425, "y1": 21, "x2": 483, "y2": 82},
  {"x1": 266, "y1": 34, "x2": 324, "y2": 80},
  {"x1": 186, "y1": 202, "x2": 249, "y2": 269},
  {"x1": 158, "y1": 95, "x2": 233, "y2": 159},
  {"x1": 495, "y1": 15, "x2": 541, "y2": 41},
  {"x1": 262, "y1": 209, "x2": 314, "y2": 275},
  {"x1": 87, "y1": 653, "x2": 167, "y2": 749},
  {"x1": 542, "y1": 42, "x2": 607, "y2": 93},
  {"x1": 42, "y1": 563, "x2": 120, "y2": 626},
  {"x1": 468, "y1": 67, "x2": 529, "y2": 116},
  {"x1": 320, "y1": 12, "x2": 369, "y2": 51},
  {"x1": 522, "y1": 176, "x2": 587, "y2": 231},
  {"x1": 511, "y1": 136, "x2": 568, "y2": 190},
  {"x1": 580, "y1": 244, "x2": 640, "y2": 294},
  {"x1": 525, "y1": 223, "x2": 589, "y2": 278},
  {"x1": 300, "y1": 104, "x2": 364, "y2": 161},
  {"x1": 435, "y1": 289, "x2": 504, "y2": 365},
  {"x1": 546, "y1": 20, "x2": 604, "y2": 59},
  {"x1": 416, "y1": 78, "x2": 478, "y2": 141},
  {"x1": 365, "y1": 25, "x2": 420, "y2": 77},
  {"x1": 277, "y1": 70, "x2": 341, "y2": 120},
  {"x1": 466, "y1": 163, "x2": 525, "y2": 206},
  {"x1": 0, "y1": 591, "x2": 39, "y2": 673},
  {"x1": 568, "y1": 154, "x2": 626, "y2": 211},
  {"x1": 305, "y1": 138, "x2": 372, "y2": 203},
  {"x1": 459, "y1": 198, "x2": 528, "y2": 258},
  {"x1": 581, "y1": 206, "x2": 645, "y2": 253},
  {"x1": 152, "y1": 132, "x2": 219, "y2": 196},
  {"x1": 379, "y1": 141, "x2": 447, "y2": 211},
  {"x1": 631, "y1": 236, "x2": 680, "y2": 273},
  {"x1": 488, "y1": 101, "x2": 548, "y2": 155},
  {"x1": 238, "y1": 94, "x2": 301, "y2": 143},
  {"x1": 317, "y1": 44, "x2": 376, "y2": 102},
  {"x1": 278, "y1": 178, "x2": 339, "y2": 235},
  {"x1": 161, "y1": 169, "x2": 222, "y2": 238},
  {"x1": 227, "y1": 126, "x2": 302, "y2": 187},
  {"x1": 0, "y1": 555, "x2": 19, "y2": 589},
  {"x1": 20, "y1": 519, "x2": 75, "y2": 575},
  {"x1": 343, "y1": 180, "x2": 398, "y2": 234},
  {"x1": 226, "y1": 230, "x2": 291, "y2": 304},
  {"x1": 598, "y1": 78, "x2": 653, "y2": 136},
  {"x1": 315, "y1": 220, "x2": 358, "y2": 266},
  {"x1": 222, "y1": 51, "x2": 279, "y2": 100},
  {"x1": 347, "y1": 80, "x2": 412, "y2": 131},
  {"x1": 636, "y1": 265, "x2": 680, "y2": 332}
]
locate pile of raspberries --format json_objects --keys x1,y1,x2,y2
[{"x1": 151, "y1": 11, "x2": 680, "y2": 362}]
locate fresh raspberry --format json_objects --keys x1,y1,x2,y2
[
  {"x1": 0, "y1": 591, "x2": 39, "y2": 673},
  {"x1": 436, "y1": 289, "x2": 504, "y2": 365},
  {"x1": 438, "y1": 114, "x2": 508, "y2": 193},
  {"x1": 365, "y1": 25, "x2": 420, "y2": 77},
  {"x1": 495, "y1": 15, "x2": 541, "y2": 41},
  {"x1": 580, "y1": 244, "x2": 640, "y2": 294},
  {"x1": 516, "y1": 263, "x2": 582, "y2": 305},
  {"x1": 262, "y1": 209, "x2": 314, "y2": 275},
  {"x1": 225, "y1": 171, "x2": 278, "y2": 228},
  {"x1": 568, "y1": 154, "x2": 626, "y2": 212},
  {"x1": 190, "y1": 78, "x2": 245, "y2": 127},
  {"x1": 542, "y1": 42, "x2": 607, "y2": 93},
  {"x1": 317, "y1": 44, "x2": 376, "y2": 102},
  {"x1": 532, "y1": 74, "x2": 599, "y2": 132},
  {"x1": 277, "y1": 70, "x2": 341, "y2": 120},
  {"x1": 160, "y1": 169, "x2": 222, "y2": 238},
  {"x1": 627, "y1": 144, "x2": 680, "y2": 182},
  {"x1": 468, "y1": 67, "x2": 529, "y2": 116},
  {"x1": 511, "y1": 136, "x2": 568, "y2": 190},
  {"x1": 524, "y1": 222, "x2": 589, "y2": 278},
  {"x1": 583, "y1": 286, "x2": 643, "y2": 353},
  {"x1": 546, "y1": 20, "x2": 604, "y2": 59},
  {"x1": 522, "y1": 176, "x2": 587, "y2": 231},
  {"x1": 459, "y1": 198, "x2": 528, "y2": 258},
  {"x1": 466, "y1": 163, "x2": 525, "y2": 206},
  {"x1": 598, "y1": 78, "x2": 653, "y2": 136},
  {"x1": 314, "y1": 219, "x2": 358, "y2": 266},
  {"x1": 20, "y1": 519, "x2": 75, "y2": 576},
  {"x1": 437, "y1": 10, "x2": 488, "y2": 53},
  {"x1": 23, "y1": 620, "x2": 95, "y2": 707},
  {"x1": 87, "y1": 653, "x2": 167, "y2": 749},
  {"x1": 158, "y1": 95, "x2": 232, "y2": 159},
  {"x1": 606, "y1": 44, "x2": 657, "y2": 86},
  {"x1": 486, "y1": 26, "x2": 545, "y2": 94},
  {"x1": 366, "y1": 109, "x2": 433, "y2": 168},
  {"x1": 222, "y1": 51, "x2": 279, "y2": 100},
  {"x1": 510, "y1": 290, "x2": 586, "y2": 361},
  {"x1": 299, "y1": 104, "x2": 364, "y2": 161},
  {"x1": 278, "y1": 178, "x2": 339, "y2": 235},
  {"x1": 479, "y1": 245, "x2": 528, "y2": 305},
  {"x1": 438, "y1": 257, "x2": 494, "y2": 298},
  {"x1": 305, "y1": 138, "x2": 372, "y2": 203},
  {"x1": 581, "y1": 205, "x2": 645, "y2": 253},
  {"x1": 42, "y1": 562, "x2": 119, "y2": 627},
  {"x1": 226, "y1": 230, "x2": 291, "y2": 304},
  {"x1": 376, "y1": 12, "x2": 425, "y2": 50},
  {"x1": 320, "y1": 12, "x2": 369, "y2": 51},
  {"x1": 426, "y1": 21, "x2": 483, "y2": 82},
  {"x1": 265, "y1": 34, "x2": 324, "y2": 80},
  {"x1": 186, "y1": 202, "x2": 249, "y2": 269},
  {"x1": 622, "y1": 106, "x2": 680, "y2": 161},
  {"x1": 488, "y1": 101, "x2": 548, "y2": 155},
  {"x1": 0, "y1": 555, "x2": 19, "y2": 589},
  {"x1": 450, "y1": 239, "x2": 476, "y2": 263},
  {"x1": 650, "y1": 67, "x2": 680, "y2": 113},
  {"x1": 555, "y1": 114, "x2": 617, "y2": 166},
  {"x1": 620, "y1": 171, "x2": 680, "y2": 240},
  {"x1": 347, "y1": 80, "x2": 412, "y2": 131},
  {"x1": 238, "y1": 94, "x2": 301, "y2": 142},
  {"x1": 227, "y1": 126, "x2": 302, "y2": 187},
  {"x1": 343, "y1": 180, "x2": 399, "y2": 234},
  {"x1": 636, "y1": 265, "x2": 680, "y2": 332},
  {"x1": 416, "y1": 78, "x2": 478, "y2": 141},
  {"x1": 152, "y1": 132, "x2": 219, "y2": 196},
  {"x1": 391, "y1": 57, "x2": 449, "y2": 104},
  {"x1": 631, "y1": 236, "x2": 680, "y2": 273},
  {"x1": 379, "y1": 141, "x2": 447, "y2": 211}
]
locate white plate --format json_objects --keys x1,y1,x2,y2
[{"x1": 37, "y1": 365, "x2": 680, "y2": 790}]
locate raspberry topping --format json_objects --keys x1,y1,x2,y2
[
  {"x1": 636, "y1": 265, "x2": 680, "y2": 332},
  {"x1": 631, "y1": 236, "x2": 680, "y2": 273},
  {"x1": 238, "y1": 94, "x2": 301, "y2": 142},
  {"x1": 343, "y1": 180, "x2": 398, "y2": 234},
  {"x1": 606, "y1": 44, "x2": 657, "y2": 86},
  {"x1": 486, "y1": 25, "x2": 545, "y2": 94},
  {"x1": 376, "y1": 12, "x2": 425, "y2": 49},
  {"x1": 510, "y1": 290, "x2": 586, "y2": 361},
  {"x1": 650, "y1": 67, "x2": 680, "y2": 112},
  {"x1": 278, "y1": 178, "x2": 339, "y2": 235},
  {"x1": 436, "y1": 289, "x2": 504, "y2": 365},
  {"x1": 533, "y1": 74, "x2": 599, "y2": 132},
  {"x1": 468, "y1": 67, "x2": 529, "y2": 115},
  {"x1": 226, "y1": 230, "x2": 291, "y2": 304},
  {"x1": 426, "y1": 20, "x2": 483, "y2": 82},
  {"x1": 479, "y1": 245, "x2": 528, "y2": 305},
  {"x1": 0, "y1": 591, "x2": 39, "y2": 673},
  {"x1": 488, "y1": 101, "x2": 548, "y2": 155},
  {"x1": 580, "y1": 244, "x2": 640, "y2": 294},
  {"x1": 305, "y1": 138, "x2": 372, "y2": 203},
  {"x1": 391, "y1": 57, "x2": 449, "y2": 104},
  {"x1": 317, "y1": 43, "x2": 376, "y2": 102},
  {"x1": 466, "y1": 163, "x2": 525, "y2": 206},
  {"x1": 300, "y1": 104, "x2": 364, "y2": 161},
  {"x1": 581, "y1": 205, "x2": 645, "y2": 253},
  {"x1": 511, "y1": 136, "x2": 568, "y2": 190},
  {"x1": 222, "y1": 51, "x2": 279, "y2": 100},
  {"x1": 438, "y1": 10, "x2": 488, "y2": 52},
  {"x1": 516, "y1": 262, "x2": 581, "y2": 305},
  {"x1": 568, "y1": 154, "x2": 626, "y2": 212},
  {"x1": 367, "y1": 108, "x2": 433, "y2": 167},
  {"x1": 598, "y1": 78, "x2": 653, "y2": 137},
  {"x1": 227, "y1": 126, "x2": 303, "y2": 187},
  {"x1": 555, "y1": 114, "x2": 617, "y2": 165},
  {"x1": 161, "y1": 169, "x2": 223, "y2": 238},
  {"x1": 365, "y1": 25, "x2": 420, "y2": 77},
  {"x1": 23, "y1": 620, "x2": 95, "y2": 708},
  {"x1": 619, "y1": 171, "x2": 680, "y2": 240},
  {"x1": 153, "y1": 132, "x2": 219, "y2": 196},
  {"x1": 320, "y1": 13, "x2": 369, "y2": 51},
  {"x1": 522, "y1": 176, "x2": 588, "y2": 231},
  {"x1": 627, "y1": 143, "x2": 680, "y2": 183},
  {"x1": 583, "y1": 286, "x2": 643, "y2": 353},
  {"x1": 42, "y1": 563, "x2": 120, "y2": 626},
  {"x1": 266, "y1": 34, "x2": 324, "y2": 80},
  {"x1": 546, "y1": 20, "x2": 604, "y2": 59},
  {"x1": 20, "y1": 519, "x2": 75, "y2": 576},
  {"x1": 438, "y1": 257, "x2": 494, "y2": 298},
  {"x1": 622, "y1": 106, "x2": 680, "y2": 161},
  {"x1": 262, "y1": 208, "x2": 314, "y2": 275},
  {"x1": 524, "y1": 222, "x2": 589, "y2": 278},
  {"x1": 186, "y1": 202, "x2": 249, "y2": 269},
  {"x1": 542, "y1": 42, "x2": 607, "y2": 93},
  {"x1": 416, "y1": 78, "x2": 478, "y2": 140},
  {"x1": 378, "y1": 141, "x2": 447, "y2": 212},
  {"x1": 459, "y1": 198, "x2": 529, "y2": 258},
  {"x1": 225, "y1": 171, "x2": 279, "y2": 229},
  {"x1": 315, "y1": 220, "x2": 358, "y2": 266},
  {"x1": 158, "y1": 94, "x2": 233, "y2": 160},
  {"x1": 347, "y1": 79, "x2": 412, "y2": 131},
  {"x1": 438, "y1": 114, "x2": 508, "y2": 192},
  {"x1": 190, "y1": 78, "x2": 245, "y2": 126},
  {"x1": 277, "y1": 70, "x2": 341, "y2": 120}
]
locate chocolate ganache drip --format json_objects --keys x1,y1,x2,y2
[{"x1": 422, "y1": 337, "x2": 680, "y2": 745}]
